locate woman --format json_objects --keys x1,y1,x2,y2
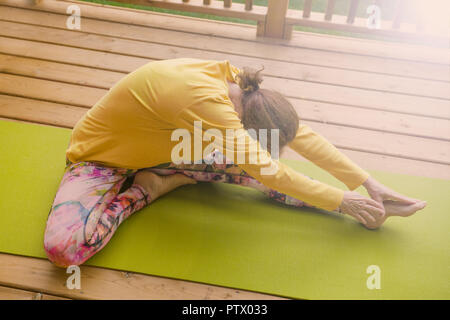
[{"x1": 44, "y1": 58, "x2": 427, "y2": 267}]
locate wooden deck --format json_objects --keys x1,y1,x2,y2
[{"x1": 0, "y1": 0, "x2": 449, "y2": 299}]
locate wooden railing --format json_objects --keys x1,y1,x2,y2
[
  {"x1": 286, "y1": 0, "x2": 422, "y2": 40},
  {"x1": 113, "y1": 0, "x2": 448, "y2": 43},
  {"x1": 111, "y1": 0, "x2": 270, "y2": 36}
]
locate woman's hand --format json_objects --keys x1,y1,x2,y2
[
  {"x1": 363, "y1": 176, "x2": 423, "y2": 205},
  {"x1": 340, "y1": 191, "x2": 386, "y2": 226}
]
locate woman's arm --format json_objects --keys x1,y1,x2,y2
[
  {"x1": 287, "y1": 124, "x2": 421, "y2": 204},
  {"x1": 178, "y1": 98, "x2": 373, "y2": 212},
  {"x1": 286, "y1": 124, "x2": 426, "y2": 221},
  {"x1": 177, "y1": 100, "x2": 385, "y2": 226},
  {"x1": 177, "y1": 101, "x2": 346, "y2": 211},
  {"x1": 287, "y1": 124, "x2": 370, "y2": 191}
]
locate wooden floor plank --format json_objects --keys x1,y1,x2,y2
[
  {"x1": 1, "y1": 24, "x2": 448, "y2": 118},
  {"x1": 1, "y1": 5, "x2": 449, "y2": 99},
  {"x1": 0, "y1": 94, "x2": 86, "y2": 128},
  {"x1": 264, "y1": 77, "x2": 449, "y2": 119},
  {"x1": 0, "y1": 253, "x2": 284, "y2": 300},
  {"x1": 282, "y1": 147, "x2": 450, "y2": 181},
  {"x1": 288, "y1": 30, "x2": 450, "y2": 65},
  {"x1": 0, "y1": 36, "x2": 148, "y2": 73},
  {"x1": 4, "y1": 0, "x2": 448, "y2": 65},
  {"x1": 0, "y1": 285, "x2": 69, "y2": 300},
  {"x1": 2, "y1": 53, "x2": 449, "y2": 140},
  {"x1": 0, "y1": 52, "x2": 124, "y2": 89},
  {"x1": 0, "y1": 73, "x2": 104, "y2": 107},
  {"x1": 294, "y1": 101, "x2": 450, "y2": 142},
  {"x1": 302, "y1": 121, "x2": 449, "y2": 165}
]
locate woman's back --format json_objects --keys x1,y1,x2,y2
[{"x1": 66, "y1": 58, "x2": 241, "y2": 169}]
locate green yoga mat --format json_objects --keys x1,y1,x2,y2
[{"x1": 0, "y1": 119, "x2": 449, "y2": 299}]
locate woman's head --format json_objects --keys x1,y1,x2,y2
[{"x1": 236, "y1": 66, "x2": 299, "y2": 154}]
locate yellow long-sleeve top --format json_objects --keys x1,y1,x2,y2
[{"x1": 67, "y1": 58, "x2": 370, "y2": 211}]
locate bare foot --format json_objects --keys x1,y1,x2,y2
[
  {"x1": 364, "y1": 200, "x2": 427, "y2": 230},
  {"x1": 384, "y1": 200, "x2": 427, "y2": 217},
  {"x1": 134, "y1": 170, "x2": 197, "y2": 201}
]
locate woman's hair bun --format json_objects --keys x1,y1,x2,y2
[{"x1": 237, "y1": 65, "x2": 264, "y2": 94}]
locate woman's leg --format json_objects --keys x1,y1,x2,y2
[
  {"x1": 45, "y1": 161, "x2": 196, "y2": 267},
  {"x1": 44, "y1": 162, "x2": 149, "y2": 267},
  {"x1": 147, "y1": 150, "x2": 316, "y2": 209}
]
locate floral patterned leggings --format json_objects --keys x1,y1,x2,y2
[{"x1": 44, "y1": 151, "x2": 314, "y2": 267}]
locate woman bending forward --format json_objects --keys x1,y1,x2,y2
[{"x1": 44, "y1": 58, "x2": 427, "y2": 267}]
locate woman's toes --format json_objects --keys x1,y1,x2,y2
[
  {"x1": 414, "y1": 201, "x2": 427, "y2": 212},
  {"x1": 402, "y1": 201, "x2": 426, "y2": 217}
]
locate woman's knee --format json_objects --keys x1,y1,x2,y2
[
  {"x1": 44, "y1": 202, "x2": 90, "y2": 268},
  {"x1": 43, "y1": 227, "x2": 89, "y2": 268}
]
